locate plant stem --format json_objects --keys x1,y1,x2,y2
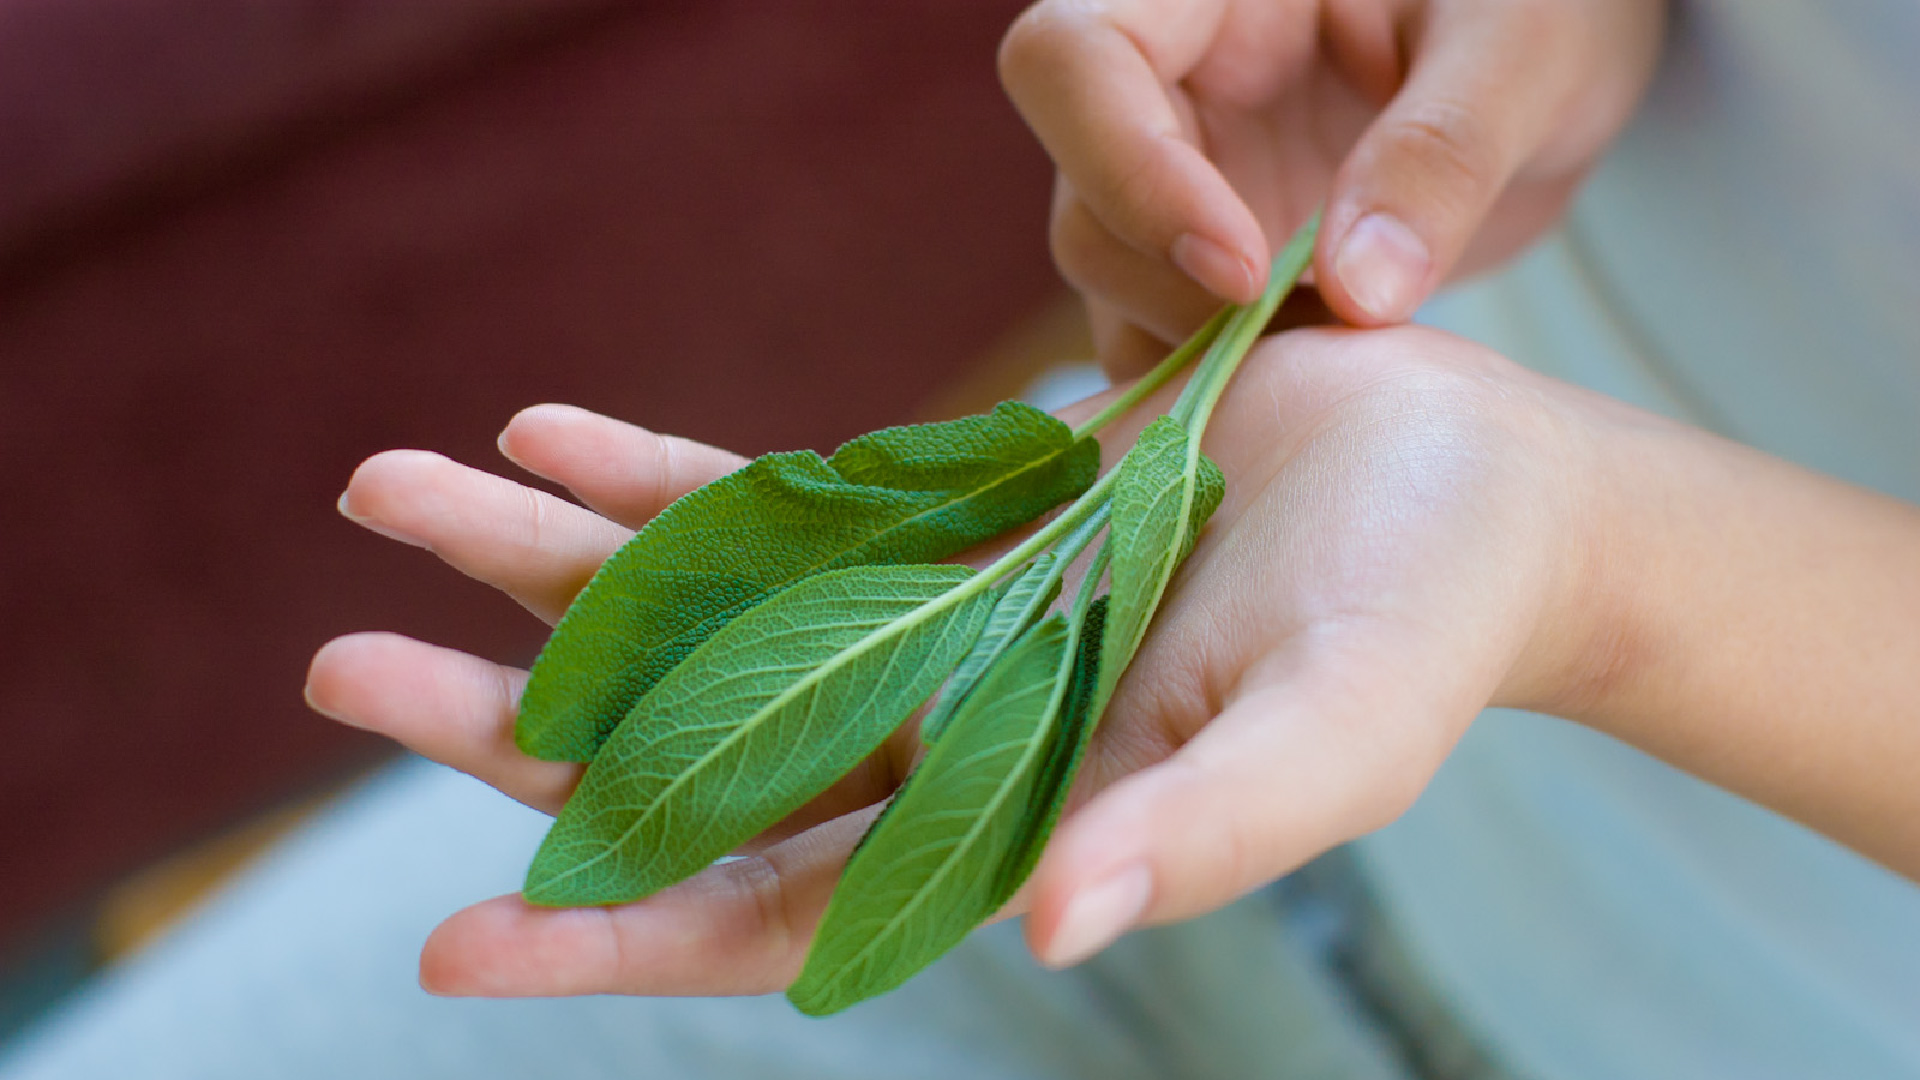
[
  {"x1": 1168, "y1": 304, "x2": 1254, "y2": 425},
  {"x1": 989, "y1": 212, "x2": 1321, "y2": 600},
  {"x1": 1070, "y1": 541, "x2": 1111, "y2": 622},
  {"x1": 1032, "y1": 502, "x2": 1110, "y2": 596},
  {"x1": 1176, "y1": 212, "x2": 1320, "y2": 434},
  {"x1": 1070, "y1": 308, "x2": 1231, "y2": 442},
  {"x1": 975, "y1": 465, "x2": 1121, "y2": 590}
]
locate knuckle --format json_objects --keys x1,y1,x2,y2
[
  {"x1": 1211, "y1": 814, "x2": 1262, "y2": 900},
  {"x1": 1158, "y1": 759, "x2": 1266, "y2": 910},
  {"x1": 1065, "y1": 120, "x2": 1183, "y2": 245},
  {"x1": 594, "y1": 908, "x2": 633, "y2": 993},
  {"x1": 724, "y1": 854, "x2": 797, "y2": 964},
  {"x1": 515, "y1": 484, "x2": 556, "y2": 553},
  {"x1": 647, "y1": 433, "x2": 683, "y2": 509},
  {"x1": 998, "y1": 3, "x2": 1077, "y2": 93},
  {"x1": 1048, "y1": 197, "x2": 1108, "y2": 292},
  {"x1": 1199, "y1": 788, "x2": 1283, "y2": 908},
  {"x1": 1387, "y1": 98, "x2": 1502, "y2": 206}
]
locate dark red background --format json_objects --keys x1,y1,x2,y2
[{"x1": 0, "y1": 0, "x2": 1056, "y2": 952}]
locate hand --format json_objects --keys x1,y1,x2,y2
[
  {"x1": 306, "y1": 325, "x2": 1613, "y2": 994},
  {"x1": 998, "y1": 0, "x2": 1667, "y2": 372}
]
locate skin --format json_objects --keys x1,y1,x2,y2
[
  {"x1": 307, "y1": 327, "x2": 1920, "y2": 996},
  {"x1": 997, "y1": 0, "x2": 1669, "y2": 372},
  {"x1": 300, "y1": 0, "x2": 1910, "y2": 999}
]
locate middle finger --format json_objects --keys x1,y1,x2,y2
[
  {"x1": 339, "y1": 448, "x2": 631, "y2": 624},
  {"x1": 306, "y1": 631, "x2": 581, "y2": 814}
]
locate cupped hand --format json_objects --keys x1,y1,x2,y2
[
  {"x1": 998, "y1": 0, "x2": 1667, "y2": 371},
  {"x1": 306, "y1": 326, "x2": 1614, "y2": 996}
]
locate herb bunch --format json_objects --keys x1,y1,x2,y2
[{"x1": 511, "y1": 215, "x2": 1319, "y2": 1015}]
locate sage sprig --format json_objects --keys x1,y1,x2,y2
[
  {"x1": 525, "y1": 564, "x2": 996, "y2": 904},
  {"x1": 515, "y1": 213, "x2": 1322, "y2": 1014},
  {"x1": 516, "y1": 401, "x2": 1100, "y2": 762}
]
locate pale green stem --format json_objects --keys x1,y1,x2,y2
[
  {"x1": 973, "y1": 466, "x2": 1122, "y2": 593},
  {"x1": 968, "y1": 500, "x2": 1112, "y2": 630},
  {"x1": 1168, "y1": 302, "x2": 1259, "y2": 423},
  {"x1": 1177, "y1": 212, "x2": 1321, "y2": 434},
  {"x1": 984, "y1": 212, "x2": 1320, "y2": 603},
  {"x1": 1027, "y1": 501, "x2": 1110, "y2": 601},
  {"x1": 1070, "y1": 307, "x2": 1231, "y2": 442},
  {"x1": 1069, "y1": 541, "x2": 1111, "y2": 622}
]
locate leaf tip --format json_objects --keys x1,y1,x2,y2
[{"x1": 783, "y1": 983, "x2": 842, "y2": 1018}]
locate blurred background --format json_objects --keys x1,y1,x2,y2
[{"x1": 0, "y1": 0, "x2": 1089, "y2": 1038}]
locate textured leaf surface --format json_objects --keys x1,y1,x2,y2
[
  {"x1": 993, "y1": 596, "x2": 1106, "y2": 911},
  {"x1": 1099, "y1": 416, "x2": 1224, "y2": 712},
  {"x1": 917, "y1": 555, "x2": 1060, "y2": 743},
  {"x1": 516, "y1": 402, "x2": 1098, "y2": 761},
  {"x1": 788, "y1": 615, "x2": 1075, "y2": 1016},
  {"x1": 523, "y1": 565, "x2": 993, "y2": 906}
]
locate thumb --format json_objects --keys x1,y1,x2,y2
[
  {"x1": 1318, "y1": 3, "x2": 1584, "y2": 325},
  {"x1": 1023, "y1": 630, "x2": 1479, "y2": 969}
]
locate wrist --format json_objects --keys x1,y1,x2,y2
[{"x1": 1488, "y1": 377, "x2": 1668, "y2": 725}]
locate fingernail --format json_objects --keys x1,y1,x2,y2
[
  {"x1": 302, "y1": 680, "x2": 341, "y2": 722},
  {"x1": 496, "y1": 429, "x2": 522, "y2": 466},
  {"x1": 1171, "y1": 233, "x2": 1259, "y2": 303},
  {"x1": 418, "y1": 964, "x2": 459, "y2": 997},
  {"x1": 1042, "y1": 863, "x2": 1152, "y2": 968},
  {"x1": 1333, "y1": 212, "x2": 1430, "y2": 322},
  {"x1": 336, "y1": 491, "x2": 425, "y2": 548}
]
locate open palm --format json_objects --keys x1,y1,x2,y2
[{"x1": 307, "y1": 325, "x2": 1590, "y2": 995}]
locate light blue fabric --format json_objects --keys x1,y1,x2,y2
[
  {"x1": 0, "y1": 760, "x2": 1418, "y2": 1080},
  {"x1": 1361, "y1": 2, "x2": 1920, "y2": 1077}
]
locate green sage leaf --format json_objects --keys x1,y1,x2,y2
[
  {"x1": 516, "y1": 401, "x2": 1099, "y2": 762},
  {"x1": 992, "y1": 596, "x2": 1106, "y2": 911},
  {"x1": 1098, "y1": 416, "x2": 1224, "y2": 713},
  {"x1": 523, "y1": 564, "x2": 995, "y2": 906},
  {"x1": 917, "y1": 554, "x2": 1061, "y2": 743},
  {"x1": 788, "y1": 614, "x2": 1076, "y2": 1016}
]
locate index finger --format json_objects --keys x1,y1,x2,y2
[{"x1": 999, "y1": 0, "x2": 1268, "y2": 303}]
